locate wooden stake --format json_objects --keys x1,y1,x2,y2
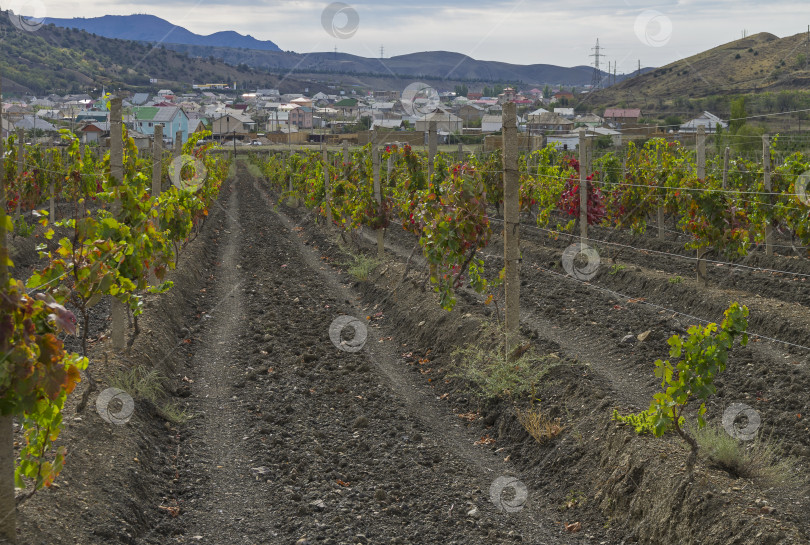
[
  {"x1": 153, "y1": 124, "x2": 163, "y2": 196},
  {"x1": 696, "y1": 125, "x2": 706, "y2": 180},
  {"x1": 503, "y1": 103, "x2": 520, "y2": 356},
  {"x1": 657, "y1": 146, "x2": 664, "y2": 239},
  {"x1": 428, "y1": 121, "x2": 437, "y2": 181},
  {"x1": 0, "y1": 76, "x2": 18, "y2": 545},
  {"x1": 175, "y1": 130, "x2": 182, "y2": 157},
  {"x1": 372, "y1": 146, "x2": 384, "y2": 259},
  {"x1": 763, "y1": 134, "x2": 773, "y2": 256},
  {"x1": 696, "y1": 125, "x2": 707, "y2": 286},
  {"x1": 15, "y1": 128, "x2": 23, "y2": 221},
  {"x1": 322, "y1": 142, "x2": 332, "y2": 226},
  {"x1": 722, "y1": 146, "x2": 730, "y2": 189},
  {"x1": 110, "y1": 97, "x2": 126, "y2": 351},
  {"x1": 579, "y1": 127, "x2": 588, "y2": 241}
]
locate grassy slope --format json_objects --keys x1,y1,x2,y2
[
  {"x1": 590, "y1": 31, "x2": 810, "y2": 107},
  {"x1": 0, "y1": 11, "x2": 286, "y2": 95}
]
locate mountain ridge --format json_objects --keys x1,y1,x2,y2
[
  {"x1": 41, "y1": 14, "x2": 631, "y2": 86},
  {"x1": 44, "y1": 14, "x2": 282, "y2": 52}
]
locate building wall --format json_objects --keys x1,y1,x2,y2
[
  {"x1": 413, "y1": 118, "x2": 463, "y2": 133},
  {"x1": 357, "y1": 131, "x2": 426, "y2": 146},
  {"x1": 483, "y1": 135, "x2": 544, "y2": 152}
]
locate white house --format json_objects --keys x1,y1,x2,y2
[
  {"x1": 589, "y1": 127, "x2": 622, "y2": 146},
  {"x1": 680, "y1": 111, "x2": 728, "y2": 133},
  {"x1": 546, "y1": 132, "x2": 581, "y2": 151},
  {"x1": 481, "y1": 114, "x2": 503, "y2": 132},
  {"x1": 414, "y1": 111, "x2": 463, "y2": 133},
  {"x1": 554, "y1": 107, "x2": 575, "y2": 119},
  {"x1": 527, "y1": 108, "x2": 549, "y2": 122},
  {"x1": 267, "y1": 112, "x2": 290, "y2": 132}
]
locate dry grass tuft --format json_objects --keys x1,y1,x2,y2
[{"x1": 516, "y1": 406, "x2": 564, "y2": 443}]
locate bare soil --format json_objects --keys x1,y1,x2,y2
[{"x1": 9, "y1": 161, "x2": 809, "y2": 544}]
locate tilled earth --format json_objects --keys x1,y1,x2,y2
[
  {"x1": 12, "y1": 161, "x2": 809, "y2": 544},
  {"x1": 142, "y1": 166, "x2": 585, "y2": 544}
]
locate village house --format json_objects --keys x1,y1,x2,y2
[
  {"x1": 456, "y1": 103, "x2": 487, "y2": 124},
  {"x1": 414, "y1": 111, "x2": 463, "y2": 133},
  {"x1": 526, "y1": 108, "x2": 550, "y2": 126},
  {"x1": 372, "y1": 90, "x2": 400, "y2": 101},
  {"x1": 333, "y1": 98, "x2": 360, "y2": 120},
  {"x1": 603, "y1": 108, "x2": 641, "y2": 125},
  {"x1": 130, "y1": 106, "x2": 190, "y2": 144},
  {"x1": 79, "y1": 121, "x2": 109, "y2": 144},
  {"x1": 13, "y1": 116, "x2": 58, "y2": 133},
  {"x1": 481, "y1": 114, "x2": 504, "y2": 132},
  {"x1": 211, "y1": 111, "x2": 256, "y2": 139},
  {"x1": 35, "y1": 109, "x2": 67, "y2": 121},
  {"x1": 527, "y1": 111, "x2": 575, "y2": 133},
  {"x1": 266, "y1": 111, "x2": 290, "y2": 132},
  {"x1": 575, "y1": 113, "x2": 604, "y2": 127},
  {"x1": 680, "y1": 111, "x2": 728, "y2": 133},
  {"x1": 288, "y1": 106, "x2": 313, "y2": 129},
  {"x1": 290, "y1": 97, "x2": 314, "y2": 109},
  {"x1": 554, "y1": 107, "x2": 575, "y2": 119},
  {"x1": 497, "y1": 87, "x2": 518, "y2": 104}
]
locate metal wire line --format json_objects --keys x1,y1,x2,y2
[{"x1": 489, "y1": 216, "x2": 810, "y2": 279}]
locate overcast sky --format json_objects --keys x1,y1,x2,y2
[{"x1": 20, "y1": 0, "x2": 810, "y2": 72}]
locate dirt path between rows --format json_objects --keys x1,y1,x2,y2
[
  {"x1": 165, "y1": 164, "x2": 585, "y2": 544},
  {"x1": 15, "y1": 160, "x2": 804, "y2": 545}
]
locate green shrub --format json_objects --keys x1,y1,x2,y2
[
  {"x1": 613, "y1": 303, "x2": 749, "y2": 468},
  {"x1": 111, "y1": 365, "x2": 165, "y2": 403},
  {"x1": 450, "y1": 325, "x2": 555, "y2": 400},
  {"x1": 344, "y1": 253, "x2": 381, "y2": 281}
]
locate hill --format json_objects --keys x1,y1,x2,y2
[
  {"x1": 44, "y1": 14, "x2": 282, "y2": 52},
  {"x1": 161, "y1": 45, "x2": 624, "y2": 87},
  {"x1": 589, "y1": 31, "x2": 810, "y2": 106},
  {"x1": 37, "y1": 12, "x2": 633, "y2": 86},
  {"x1": 0, "y1": 11, "x2": 299, "y2": 95}
]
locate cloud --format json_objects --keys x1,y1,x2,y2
[{"x1": 34, "y1": 0, "x2": 810, "y2": 70}]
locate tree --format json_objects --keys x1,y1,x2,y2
[
  {"x1": 729, "y1": 97, "x2": 746, "y2": 134},
  {"x1": 663, "y1": 115, "x2": 682, "y2": 129},
  {"x1": 454, "y1": 84, "x2": 468, "y2": 97},
  {"x1": 543, "y1": 84, "x2": 552, "y2": 99}
]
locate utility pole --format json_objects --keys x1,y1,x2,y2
[{"x1": 590, "y1": 39, "x2": 603, "y2": 89}]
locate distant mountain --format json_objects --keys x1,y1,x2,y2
[
  {"x1": 161, "y1": 45, "x2": 627, "y2": 87},
  {"x1": 38, "y1": 13, "x2": 633, "y2": 87},
  {"x1": 0, "y1": 11, "x2": 291, "y2": 95},
  {"x1": 44, "y1": 14, "x2": 282, "y2": 52}
]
